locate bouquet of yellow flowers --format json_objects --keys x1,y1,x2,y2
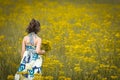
[{"x1": 41, "y1": 40, "x2": 51, "y2": 52}]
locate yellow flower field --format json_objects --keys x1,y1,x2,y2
[{"x1": 0, "y1": 0, "x2": 120, "y2": 80}]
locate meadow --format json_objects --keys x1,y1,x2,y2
[{"x1": 0, "y1": 0, "x2": 120, "y2": 80}]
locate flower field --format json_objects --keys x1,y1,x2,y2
[{"x1": 0, "y1": 0, "x2": 120, "y2": 80}]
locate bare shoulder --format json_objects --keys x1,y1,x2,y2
[
  {"x1": 23, "y1": 35, "x2": 42, "y2": 43},
  {"x1": 37, "y1": 36, "x2": 42, "y2": 41},
  {"x1": 23, "y1": 36, "x2": 28, "y2": 40}
]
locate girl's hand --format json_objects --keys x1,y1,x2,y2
[{"x1": 41, "y1": 50, "x2": 45, "y2": 54}]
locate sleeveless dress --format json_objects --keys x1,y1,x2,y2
[{"x1": 14, "y1": 32, "x2": 42, "y2": 80}]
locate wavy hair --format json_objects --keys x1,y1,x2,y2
[{"x1": 26, "y1": 18, "x2": 40, "y2": 34}]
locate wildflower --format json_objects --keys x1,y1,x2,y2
[
  {"x1": 115, "y1": 33, "x2": 120, "y2": 37},
  {"x1": 111, "y1": 75, "x2": 118, "y2": 79},
  {"x1": 102, "y1": 77, "x2": 107, "y2": 80},
  {"x1": 41, "y1": 40, "x2": 51, "y2": 52},
  {"x1": 65, "y1": 77, "x2": 71, "y2": 80},
  {"x1": 59, "y1": 71, "x2": 65, "y2": 76},
  {"x1": 74, "y1": 66, "x2": 82, "y2": 72},
  {"x1": 58, "y1": 76, "x2": 66, "y2": 80},
  {"x1": 0, "y1": 35, "x2": 5, "y2": 42},
  {"x1": 110, "y1": 65, "x2": 117, "y2": 69},
  {"x1": 7, "y1": 75, "x2": 14, "y2": 80},
  {"x1": 92, "y1": 70, "x2": 98, "y2": 73},
  {"x1": 44, "y1": 76, "x2": 53, "y2": 80}
]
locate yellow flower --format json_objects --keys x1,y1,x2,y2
[
  {"x1": 7, "y1": 75, "x2": 14, "y2": 80},
  {"x1": 34, "y1": 73, "x2": 43, "y2": 80},
  {"x1": 74, "y1": 66, "x2": 82, "y2": 72},
  {"x1": 44, "y1": 76, "x2": 53, "y2": 80},
  {"x1": 115, "y1": 33, "x2": 120, "y2": 37},
  {"x1": 65, "y1": 77, "x2": 71, "y2": 80},
  {"x1": 0, "y1": 35, "x2": 5, "y2": 42},
  {"x1": 92, "y1": 70, "x2": 98, "y2": 73},
  {"x1": 102, "y1": 77, "x2": 107, "y2": 80},
  {"x1": 110, "y1": 65, "x2": 117, "y2": 69},
  {"x1": 58, "y1": 76, "x2": 66, "y2": 80},
  {"x1": 111, "y1": 76, "x2": 118, "y2": 79},
  {"x1": 41, "y1": 40, "x2": 51, "y2": 52},
  {"x1": 59, "y1": 71, "x2": 65, "y2": 76}
]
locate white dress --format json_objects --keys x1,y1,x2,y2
[{"x1": 14, "y1": 32, "x2": 42, "y2": 80}]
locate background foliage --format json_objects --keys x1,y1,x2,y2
[{"x1": 0, "y1": 0, "x2": 120, "y2": 80}]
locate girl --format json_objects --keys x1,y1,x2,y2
[{"x1": 15, "y1": 18, "x2": 45, "y2": 80}]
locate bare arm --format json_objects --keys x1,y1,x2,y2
[
  {"x1": 36, "y1": 38, "x2": 45, "y2": 55},
  {"x1": 21, "y1": 37, "x2": 26, "y2": 58}
]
